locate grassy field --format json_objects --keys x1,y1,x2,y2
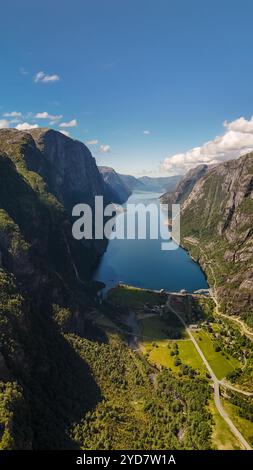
[
  {"x1": 140, "y1": 316, "x2": 169, "y2": 341},
  {"x1": 147, "y1": 339, "x2": 207, "y2": 373},
  {"x1": 192, "y1": 330, "x2": 240, "y2": 380},
  {"x1": 222, "y1": 399, "x2": 253, "y2": 446},
  {"x1": 208, "y1": 400, "x2": 242, "y2": 450},
  {"x1": 178, "y1": 340, "x2": 207, "y2": 372},
  {"x1": 107, "y1": 285, "x2": 165, "y2": 308},
  {"x1": 108, "y1": 286, "x2": 241, "y2": 381},
  {"x1": 139, "y1": 316, "x2": 207, "y2": 374}
]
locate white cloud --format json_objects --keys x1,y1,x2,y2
[
  {"x1": 34, "y1": 71, "x2": 60, "y2": 83},
  {"x1": 3, "y1": 111, "x2": 22, "y2": 118},
  {"x1": 86, "y1": 139, "x2": 98, "y2": 145},
  {"x1": 100, "y1": 144, "x2": 111, "y2": 153},
  {"x1": 16, "y1": 122, "x2": 39, "y2": 130},
  {"x1": 143, "y1": 130, "x2": 150, "y2": 135},
  {"x1": 35, "y1": 111, "x2": 63, "y2": 120},
  {"x1": 59, "y1": 119, "x2": 77, "y2": 128},
  {"x1": 162, "y1": 115, "x2": 253, "y2": 174},
  {"x1": 0, "y1": 119, "x2": 9, "y2": 128},
  {"x1": 224, "y1": 116, "x2": 253, "y2": 134},
  {"x1": 59, "y1": 130, "x2": 70, "y2": 137}
]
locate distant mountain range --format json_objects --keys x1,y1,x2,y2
[
  {"x1": 137, "y1": 175, "x2": 181, "y2": 192},
  {"x1": 99, "y1": 166, "x2": 181, "y2": 201},
  {"x1": 118, "y1": 173, "x2": 147, "y2": 191},
  {"x1": 119, "y1": 173, "x2": 181, "y2": 193}
]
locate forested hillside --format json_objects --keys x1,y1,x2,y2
[
  {"x1": 180, "y1": 153, "x2": 253, "y2": 325},
  {"x1": 0, "y1": 128, "x2": 212, "y2": 449}
]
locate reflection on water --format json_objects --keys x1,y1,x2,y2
[{"x1": 93, "y1": 191, "x2": 208, "y2": 293}]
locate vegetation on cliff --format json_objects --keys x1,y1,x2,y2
[{"x1": 180, "y1": 153, "x2": 253, "y2": 326}]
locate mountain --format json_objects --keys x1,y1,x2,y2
[
  {"x1": 0, "y1": 128, "x2": 119, "y2": 448},
  {"x1": 118, "y1": 173, "x2": 146, "y2": 191},
  {"x1": 180, "y1": 154, "x2": 253, "y2": 326},
  {"x1": 160, "y1": 165, "x2": 208, "y2": 216},
  {"x1": 98, "y1": 166, "x2": 131, "y2": 204},
  {"x1": 0, "y1": 127, "x2": 212, "y2": 450},
  {"x1": 99, "y1": 171, "x2": 181, "y2": 196},
  {"x1": 138, "y1": 175, "x2": 181, "y2": 192}
]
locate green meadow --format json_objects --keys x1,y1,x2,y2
[
  {"x1": 139, "y1": 316, "x2": 206, "y2": 374},
  {"x1": 192, "y1": 330, "x2": 240, "y2": 380},
  {"x1": 108, "y1": 285, "x2": 165, "y2": 308}
]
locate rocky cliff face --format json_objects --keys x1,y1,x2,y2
[
  {"x1": 180, "y1": 154, "x2": 253, "y2": 325},
  {"x1": 0, "y1": 128, "x2": 108, "y2": 448},
  {"x1": 160, "y1": 165, "x2": 208, "y2": 215},
  {"x1": 0, "y1": 128, "x2": 110, "y2": 211},
  {"x1": 99, "y1": 166, "x2": 131, "y2": 204},
  {"x1": 0, "y1": 128, "x2": 109, "y2": 320}
]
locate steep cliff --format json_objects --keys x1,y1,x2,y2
[
  {"x1": 0, "y1": 128, "x2": 111, "y2": 448},
  {"x1": 160, "y1": 165, "x2": 208, "y2": 216},
  {"x1": 180, "y1": 154, "x2": 253, "y2": 325},
  {"x1": 0, "y1": 128, "x2": 110, "y2": 211},
  {"x1": 98, "y1": 166, "x2": 131, "y2": 204}
]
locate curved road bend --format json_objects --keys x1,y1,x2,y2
[{"x1": 166, "y1": 299, "x2": 252, "y2": 451}]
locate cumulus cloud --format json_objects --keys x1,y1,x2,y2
[
  {"x1": 224, "y1": 116, "x2": 253, "y2": 133},
  {"x1": 35, "y1": 111, "x2": 63, "y2": 120},
  {"x1": 59, "y1": 130, "x2": 70, "y2": 137},
  {"x1": 59, "y1": 119, "x2": 77, "y2": 128},
  {"x1": 143, "y1": 130, "x2": 150, "y2": 135},
  {"x1": 3, "y1": 111, "x2": 22, "y2": 118},
  {"x1": 86, "y1": 139, "x2": 98, "y2": 145},
  {"x1": 16, "y1": 122, "x2": 39, "y2": 130},
  {"x1": 34, "y1": 71, "x2": 60, "y2": 83},
  {"x1": 0, "y1": 119, "x2": 9, "y2": 128},
  {"x1": 162, "y1": 116, "x2": 253, "y2": 174},
  {"x1": 100, "y1": 144, "x2": 111, "y2": 153}
]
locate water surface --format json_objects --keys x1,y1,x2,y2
[{"x1": 93, "y1": 191, "x2": 208, "y2": 292}]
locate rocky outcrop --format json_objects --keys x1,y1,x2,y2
[
  {"x1": 99, "y1": 166, "x2": 131, "y2": 204},
  {"x1": 160, "y1": 165, "x2": 208, "y2": 215},
  {"x1": 0, "y1": 128, "x2": 114, "y2": 315},
  {"x1": 0, "y1": 128, "x2": 110, "y2": 211},
  {"x1": 181, "y1": 154, "x2": 253, "y2": 325}
]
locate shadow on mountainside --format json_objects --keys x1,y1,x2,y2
[{"x1": 5, "y1": 307, "x2": 102, "y2": 449}]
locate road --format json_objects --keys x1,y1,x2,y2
[
  {"x1": 184, "y1": 237, "x2": 253, "y2": 342},
  {"x1": 166, "y1": 297, "x2": 252, "y2": 451},
  {"x1": 219, "y1": 380, "x2": 253, "y2": 397}
]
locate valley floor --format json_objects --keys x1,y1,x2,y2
[{"x1": 96, "y1": 285, "x2": 253, "y2": 450}]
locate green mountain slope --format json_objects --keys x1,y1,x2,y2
[
  {"x1": 0, "y1": 128, "x2": 213, "y2": 450},
  {"x1": 181, "y1": 153, "x2": 253, "y2": 326},
  {"x1": 0, "y1": 129, "x2": 110, "y2": 448}
]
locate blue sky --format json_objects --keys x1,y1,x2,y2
[{"x1": 1, "y1": 0, "x2": 253, "y2": 175}]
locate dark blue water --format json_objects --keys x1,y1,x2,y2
[{"x1": 93, "y1": 191, "x2": 208, "y2": 292}]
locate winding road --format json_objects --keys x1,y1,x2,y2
[
  {"x1": 166, "y1": 297, "x2": 252, "y2": 451},
  {"x1": 184, "y1": 236, "x2": 253, "y2": 342}
]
